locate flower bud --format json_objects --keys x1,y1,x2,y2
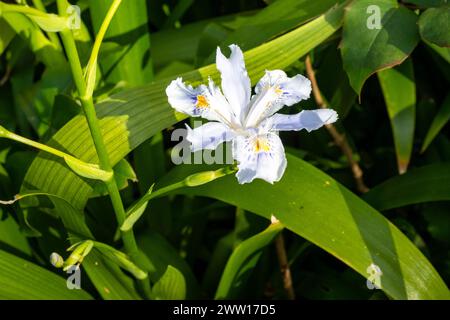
[
  {"x1": 50, "y1": 252, "x2": 64, "y2": 268},
  {"x1": 184, "y1": 166, "x2": 235, "y2": 187}
]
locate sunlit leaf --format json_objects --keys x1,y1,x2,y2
[
  {"x1": 377, "y1": 59, "x2": 416, "y2": 174},
  {"x1": 341, "y1": 0, "x2": 419, "y2": 95}
]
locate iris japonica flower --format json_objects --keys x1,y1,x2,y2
[{"x1": 166, "y1": 44, "x2": 338, "y2": 184}]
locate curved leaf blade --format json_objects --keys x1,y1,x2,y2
[
  {"x1": 364, "y1": 163, "x2": 450, "y2": 211},
  {"x1": 157, "y1": 156, "x2": 450, "y2": 300},
  {"x1": 377, "y1": 58, "x2": 416, "y2": 173},
  {"x1": 215, "y1": 222, "x2": 283, "y2": 299},
  {"x1": 341, "y1": 0, "x2": 420, "y2": 95},
  {"x1": 0, "y1": 249, "x2": 92, "y2": 300},
  {"x1": 421, "y1": 94, "x2": 450, "y2": 153},
  {"x1": 419, "y1": 7, "x2": 450, "y2": 48}
]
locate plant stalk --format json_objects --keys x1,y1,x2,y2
[{"x1": 56, "y1": 0, "x2": 150, "y2": 298}]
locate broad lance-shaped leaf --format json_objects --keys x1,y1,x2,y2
[
  {"x1": 155, "y1": 157, "x2": 449, "y2": 300},
  {"x1": 377, "y1": 59, "x2": 416, "y2": 174},
  {"x1": 202, "y1": 0, "x2": 339, "y2": 64},
  {"x1": 152, "y1": 265, "x2": 186, "y2": 300},
  {"x1": 419, "y1": 6, "x2": 450, "y2": 48},
  {"x1": 341, "y1": 0, "x2": 419, "y2": 95},
  {"x1": 216, "y1": 221, "x2": 283, "y2": 299},
  {"x1": 0, "y1": 249, "x2": 92, "y2": 299},
  {"x1": 4, "y1": 192, "x2": 141, "y2": 300},
  {"x1": 364, "y1": 163, "x2": 450, "y2": 211},
  {"x1": 421, "y1": 93, "x2": 450, "y2": 153}
]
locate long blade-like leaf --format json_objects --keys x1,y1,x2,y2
[
  {"x1": 156, "y1": 157, "x2": 449, "y2": 300},
  {"x1": 0, "y1": 249, "x2": 93, "y2": 299}
]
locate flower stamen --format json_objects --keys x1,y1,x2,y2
[
  {"x1": 196, "y1": 95, "x2": 209, "y2": 108},
  {"x1": 254, "y1": 137, "x2": 271, "y2": 153}
]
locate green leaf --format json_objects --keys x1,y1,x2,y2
[
  {"x1": 89, "y1": 0, "x2": 154, "y2": 86},
  {"x1": 404, "y1": 0, "x2": 448, "y2": 8},
  {"x1": 0, "y1": 249, "x2": 92, "y2": 299},
  {"x1": 152, "y1": 265, "x2": 186, "y2": 300},
  {"x1": 63, "y1": 156, "x2": 113, "y2": 182},
  {"x1": 428, "y1": 42, "x2": 450, "y2": 63},
  {"x1": 419, "y1": 7, "x2": 450, "y2": 48},
  {"x1": 377, "y1": 59, "x2": 416, "y2": 174},
  {"x1": 152, "y1": 11, "x2": 255, "y2": 69},
  {"x1": 341, "y1": 0, "x2": 420, "y2": 95},
  {"x1": 121, "y1": 184, "x2": 153, "y2": 232},
  {"x1": 8, "y1": 192, "x2": 142, "y2": 299},
  {"x1": 0, "y1": 18, "x2": 15, "y2": 55},
  {"x1": 421, "y1": 94, "x2": 450, "y2": 153},
  {"x1": 202, "y1": 0, "x2": 340, "y2": 64},
  {"x1": 364, "y1": 163, "x2": 450, "y2": 211},
  {"x1": 92, "y1": 241, "x2": 148, "y2": 280},
  {"x1": 1, "y1": 12, "x2": 66, "y2": 68},
  {"x1": 163, "y1": 0, "x2": 194, "y2": 29},
  {"x1": 157, "y1": 156, "x2": 450, "y2": 300},
  {"x1": 27, "y1": 13, "x2": 69, "y2": 33},
  {"x1": 138, "y1": 232, "x2": 201, "y2": 299},
  {"x1": 92, "y1": 159, "x2": 137, "y2": 197},
  {"x1": 215, "y1": 221, "x2": 283, "y2": 299},
  {"x1": 0, "y1": 209, "x2": 32, "y2": 257}
]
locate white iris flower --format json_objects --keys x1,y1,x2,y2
[{"x1": 166, "y1": 44, "x2": 338, "y2": 184}]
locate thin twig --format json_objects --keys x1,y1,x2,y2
[
  {"x1": 305, "y1": 55, "x2": 369, "y2": 193},
  {"x1": 274, "y1": 232, "x2": 295, "y2": 300}
]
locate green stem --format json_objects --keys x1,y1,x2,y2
[
  {"x1": 0, "y1": 125, "x2": 112, "y2": 182},
  {"x1": 1, "y1": 126, "x2": 70, "y2": 159},
  {"x1": 0, "y1": 2, "x2": 49, "y2": 16},
  {"x1": 55, "y1": 0, "x2": 150, "y2": 298}
]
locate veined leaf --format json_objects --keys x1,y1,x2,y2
[
  {"x1": 157, "y1": 157, "x2": 449, "y2": 300},
  {"x1": 364, "y1": 163, "x2": 450, "y2": 211},
  {"x1": 215, "y1": 221, "x2": 283, "y2": 299},
  {"x1": 8, "y1": 191, "x2": 142, "y2": 300},
  {"x1": 377, "y1": 59, "x2": 416, "y2": 174},
  {"x1": 203, "y1": 0, "x2": 340, "y2": 64},
  {"x1": 0, "y1": 249, "x2": 92, "y2": 299},
  {"x1": 341, "y1": 0, "x2": 420, "y2": 95},
  {"x1": 419, "y1": 6, "x2": 450, "y2": 48},
  {"x1": 92, "y1": 158, "x2": 137, "y2": 197},
  {"x1": 152, "y1": 265, "x2": 186, "y2": 300}
]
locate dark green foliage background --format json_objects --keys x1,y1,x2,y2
[{"x1": 0, "y1": 0, "x2": 449, "y2": 300}]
